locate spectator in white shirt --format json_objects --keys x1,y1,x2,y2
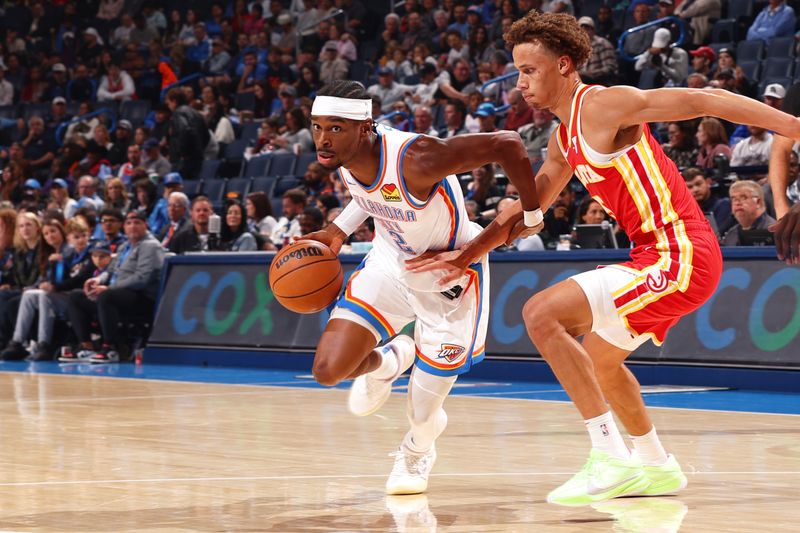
[
  {"x1": 97, "y1": 63, "x2": 135, "y2": 102},
  {"x1": 730, "y1": 126, "x2": 773, "y2": 167}
]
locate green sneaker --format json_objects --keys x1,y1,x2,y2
[
  {"x1": 639, "y1": 454, "x2": 688, "y2": 496},
  {"x1": 547, "y1": 449, "x2": 649, "y2": 506}
]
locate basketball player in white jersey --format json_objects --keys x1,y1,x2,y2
[{"x1": 300, "y1": 80, "x2": 543, "y2": 494}]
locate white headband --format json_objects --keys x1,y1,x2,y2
[{"x1": 311, "y1": 96, "x2": 372, "y2": 121}]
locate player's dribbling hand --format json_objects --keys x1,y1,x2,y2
[
  {"x1": 405, "y1": 249, "x2": 470, "y2": 286},
  {"x1": 294, "y1": 226, "x2": 345, "y2": 255},
  {"x1": 769, "y1": 203, "x2": 800, "y2": 264}
]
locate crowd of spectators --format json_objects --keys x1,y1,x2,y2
[{"x1": 0, "y1": 0, "x2": 798, "y2": 362}]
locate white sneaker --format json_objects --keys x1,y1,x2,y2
[
  {"x1": 386, "y1": 444, "x2": 436, "y2": 495},
  {"x1": 348, "y1": 373, "x2": 393, "y2": 416}
]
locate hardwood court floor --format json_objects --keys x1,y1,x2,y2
[{"x1": 0, "y1": 369, "x2": 796, "y2": 532}]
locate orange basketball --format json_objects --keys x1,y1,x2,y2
[{"x1": 269, "y1": 240, "x2": 343, "y2": 314}]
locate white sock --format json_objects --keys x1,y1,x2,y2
[
  {"x1": 585, "y1": 411, "x2": 630, "y2": 459},
  {"x1": 369, "y1": 335, "x2": 415, "y2": 381},
  {"x1": 403, "y1": 367, "x2": 456, "y2": 453},
  {"x1": 631, "y1": 426, "x2": 669, "y2": 465}
]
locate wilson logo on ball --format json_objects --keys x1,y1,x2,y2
[{"x1": 274, "y1": 245, "x2": 325, "y2": 269}]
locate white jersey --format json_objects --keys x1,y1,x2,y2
[{"x1": 338, "y1": 124, "x2": 482, "y2": 291}]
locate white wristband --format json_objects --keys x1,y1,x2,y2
[{"x1": 523, "y1": 208, "x2": 543, "y2": 227}]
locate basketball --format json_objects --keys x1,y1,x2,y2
[{"x1": 269, "y1": 240, "x2": 343, "y2": 314}]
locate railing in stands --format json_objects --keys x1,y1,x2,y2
[
  {"x1": 55, "y1": 108, "x2": 118, "y2": 147},
  {"x1": 480, "y1": 71, "x2": 519, "y2": 104},
  {"x1": 160, "y1": 73, "x2": 202, "y2": 102},
  {"x1": 617, "y1": 16, "x2": 687, "y2": 62},
  {"x1": 376, "y1": 110, "x2": 414, "y2": 131}
]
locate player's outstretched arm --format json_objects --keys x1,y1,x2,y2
[
  {"x1": 406, "y1": 131, "x2": 542, "y2": 221},
  {"x1": 769, "y1": 134, "x2": 795, "y2": 220},
  {"x1": 769, "y1": 204, "x2": 800, "y2": 265},
  {"x1": 406, "y1": 133, "x2": 573, "y2": 284},
  {"x1": 588, "y1": 86, "x2": 800, "y2": 140}
]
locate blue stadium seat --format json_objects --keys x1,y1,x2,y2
[
  {"x1": 267, "y1": 153, "x2": 297, "y2": 177},
  {"x1": 738, "y1": 60, "x2": 761, "y2": 82},
  {"x1": 221, "y1": 139, "x2": 250, "y2": 176},
  {"x1": 197, "y1": 159, "x2": 221, "y2": 181},
  {"x1": 761, "y1": 57, "x2": 794, "y2": 79},
  {"x1": 0, "y1": 105, "x2": 17, "y2": 120},
  {"x1": 225, "y1": 177, "x2": 251, "y2": 199},
  {"x1": 183, "y1": 179, "x2": 202, "y2": 199},
  {"x1": 727, "y1": 0, "x2": 754, "y2": 20},
  {"x1": 251, "y1": 176, "x2": 277, "y2": 195},
  {"x1": 710, "y1": 19, "x2": 736, "y2": 43},
  {"x1": 295, "y1": 152, "x2": 317, "y2": 176},
  {"x1": 120, "y1": 100, "x2": 151, "y2": 126},
  {"x1": 241, "y1": 155, "x2": 272, "y2": 178},
  {"x1": 272, "y1": 176, "x2": 302, "y2": 196},
  {"x1": 736, "y1": 39, "x2": 764, "y2": 62},
  {"x1": 239, "y1": 121, "x2": 260, "y2": 143},
  {"x1": 203, "y1": 179, "x2": 227, "y2": 210},
  {"x1": 766, "y1": 36, "x2": 795, "y2": 58}
]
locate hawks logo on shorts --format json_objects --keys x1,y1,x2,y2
[
  {"x1": 645, "y1": 270, "x2": 670, "y2": 293},
  {"x1": 380, "y1": 183, "x2": 401, "y2": 202},
  {"x1": 436, "y1": 344, "x2": 466, "y2": 362}
]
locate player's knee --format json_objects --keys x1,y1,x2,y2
[
  {"x1": 522, "y1": 294, "x2": 561, "y2": 343},
  {"x1": 311, "y1": 356, "x2": 343, "y2": 387}
]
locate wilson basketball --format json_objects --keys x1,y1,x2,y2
[{"x1": 269, "y1": 240, "x2": 343, "y2": 314}]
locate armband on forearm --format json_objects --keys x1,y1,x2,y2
[{"x1": 332, "y1": 201, "x2": 369, "y2": 236}]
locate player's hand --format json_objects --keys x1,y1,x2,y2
[
  {"x1": 769, "y1": 203, "x2": 800, "y2": 264},
  {"x1": 295, "y1": 227, "x2": 345, "y2": 255},
  {"x1": 506, "y1": 219, "x2": 544, "y2": 246},
  {"x1": 405, "y1": 249, "x2": 471, "y2": 286}
]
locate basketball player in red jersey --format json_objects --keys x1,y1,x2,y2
[{"x1": 408, "y1": 11, "x2": 800, "y2": 506}]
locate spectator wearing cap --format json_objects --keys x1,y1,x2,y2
[
  {"x1": 157, "y1": 191, "x2": 190, "y2": 248},
  {"x1": 165, "y1": 87, "x2": 210, "y2": 180},
  {"x1": 22, "y1": 116, "x2": 56, "y2": 176},
  {"x1": 763, "y1": 82, "x2": 787, "y2": 110},
  {"x1": 49, "y1": 178, "x2": 78, "y2": 216},
  {"x1": 711, "y1": 68, "x2": 739, "y2": 94},
  {"x1": 367, "y1": 68, "x2": 418, "y2": 114},
  {"x1": 67, "y1": 209, "x2": 166, "y2": 363},
  {"x1": 97, "y1": 63, "x2": 136, "y2": 102},
  {"x1": 721, "y1": 181, "x2": 776, "y2": 246},
  {"x1": 203, "y1": 38, "x2": 231, "y2": 80},
  {"x1": 0, "y1": 61, "x2": 13, "y2": 106},
  {"x1": 319, "y1": 41, "x2": 349, "y2": 84},
  {"x1": 635, "y1": 28, "x2": 689, "y2": 87},
  {"x1": 44, "y1": 96, "x2": 73, "y2": 137},
  {"x1": 503, "y1": 89, "x2": 534, "y2": 131},
  {"x1": 45, "y1": 63, "x2": 70, "y2": 102},
  {"x1": 689, "y1": 46, "x2": 716, "y2": 78},
  {"x1": 717, "y1": 48, "x2": 757, "y2": 98},
  {"x1": 675, "y1": 0, "x2": 721, "y2": 45},
  {"x1": 108, "y1": 120, "x2": 134, "y2": 167},
  {"x1": 656, "y1": 0, "x2": 685, "y2": 43},
  {"x1": 475, "y1": 103, "x2": 499, "y2": 133},
  {"x1": 406, "y1": 63, "x2": 439, "y2": 111},
  {"x1": 747, "y1": 0, "x2": 796, "y2": 42},
  {"x1": 577, "y1": 16, "x2": 618, "y2": 86},
  {"x1": 148, "y1": 172, "x2": 184, "y2": 237},
  {"x1": 140, "y1": 138, "x2": 171, "y2": 179},
  {"x1": 79, "y1": 28, "x2": 105, "y2": 75},
  {"x1": 20, "y1": 179, "x2": 45, "y2": 213}
]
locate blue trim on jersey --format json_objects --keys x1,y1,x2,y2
[
  {"x1": 397, "y1": 135, "x2": 438, "y2": 209},
  {"x1": 414, "y1": 261, "x2": 485, "y2": 377},
  {"x1": 348, "y1": 133, "x2": 385, "y2": 192},
  {"x1": 442, "y1": 178, "x2": 461, "y2": 251}
]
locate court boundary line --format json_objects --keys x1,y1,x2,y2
[{"x1": 2, "y1": 370, "x2": 799, "y2": 418}]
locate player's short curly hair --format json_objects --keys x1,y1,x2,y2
[{"x1": 504, "y1": 11, "x2": 591, "y2": 69}]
